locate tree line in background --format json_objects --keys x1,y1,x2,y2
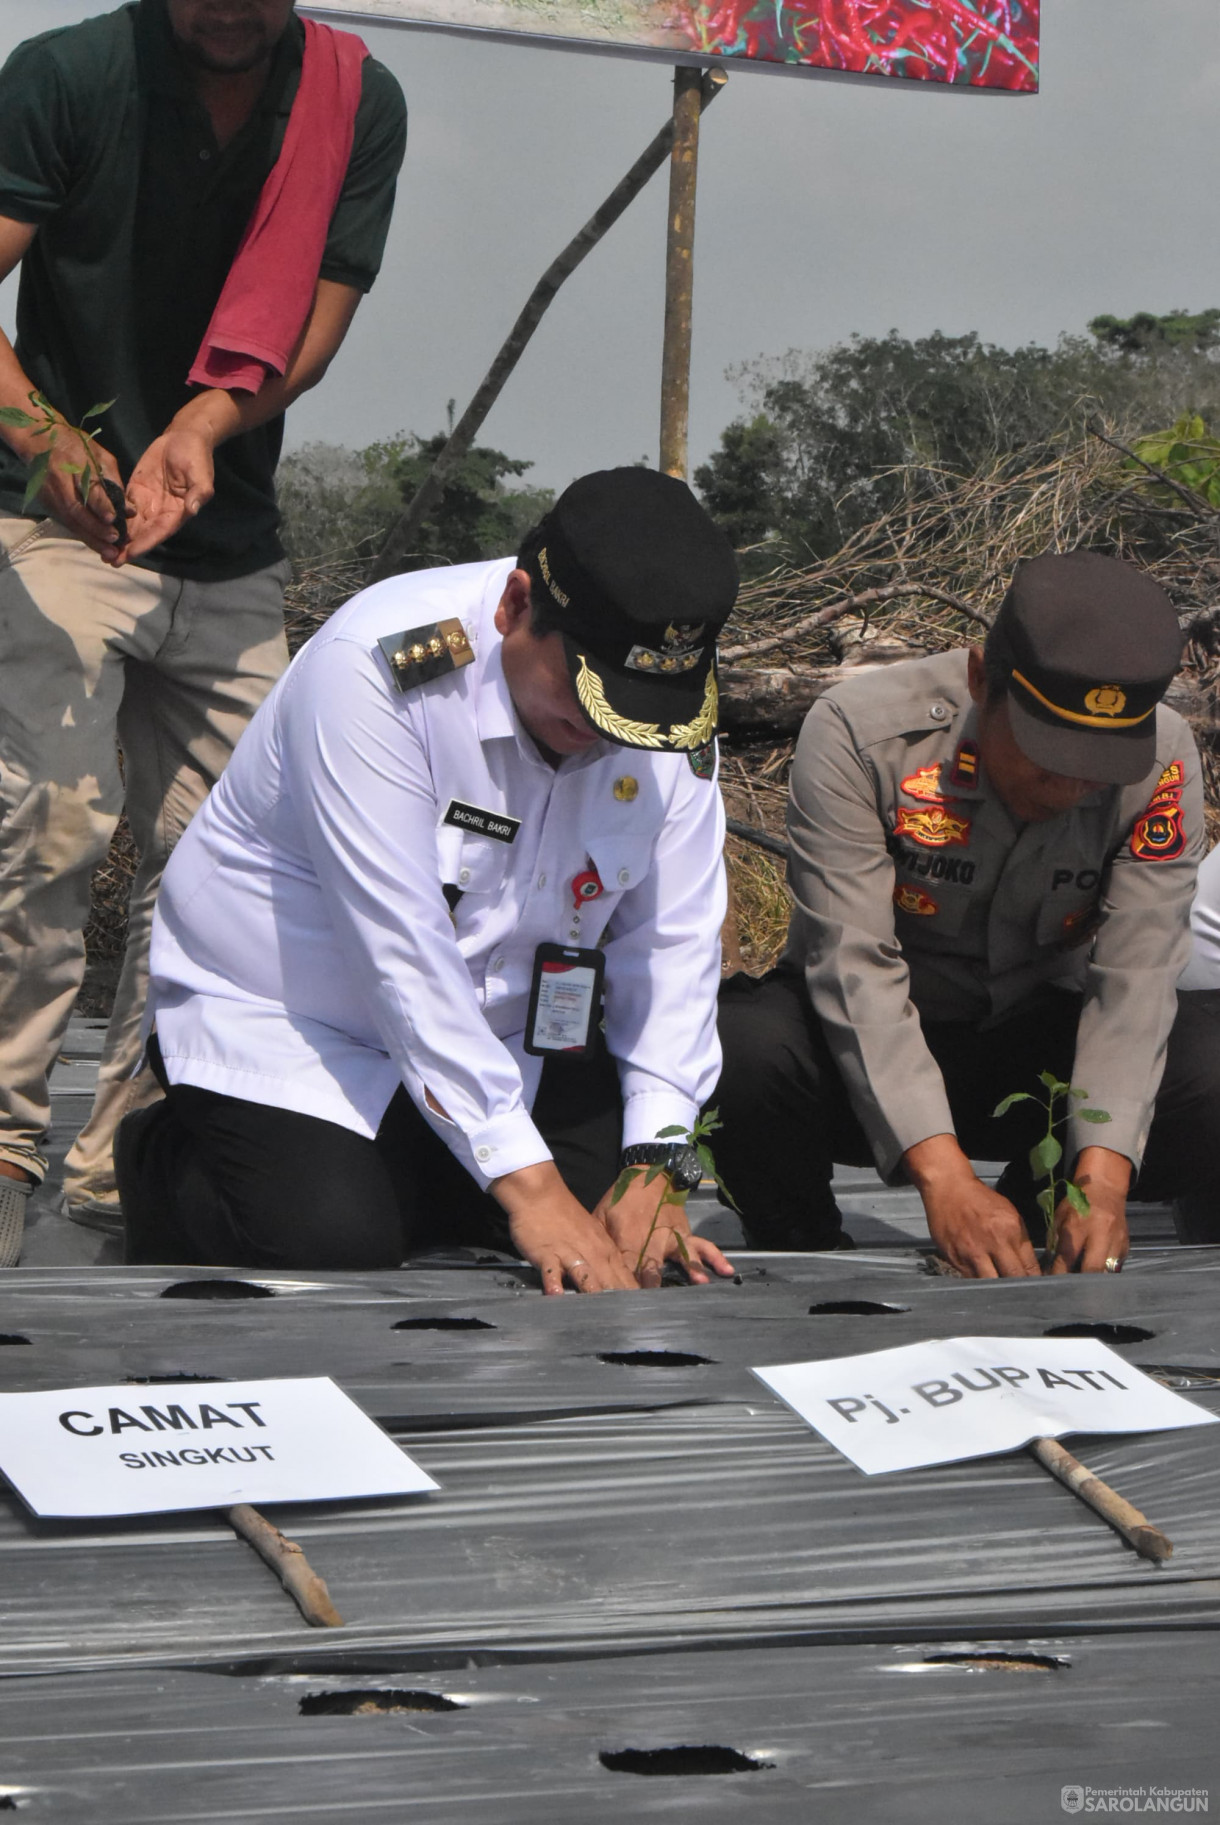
[{"x1": 278, "y1": 310, "x2": 1220, "y2": 578}]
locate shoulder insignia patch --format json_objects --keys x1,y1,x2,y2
[
  {"x1": 1131, "y1": 804, "x2": 1186, "y2": 862},
  {"x1": 894, "y1": 803, "x2": 970, "y2": 849},
  {"x1": 687, "y1": 738, "x2": 716, "y2": 780},
  {"x1": 949, "y1": 739, "x2": 980, "y2": 789},
  {"x1": 899, "y1": 762, "x2": 945, "y2": 803},
  {"x1": 378, "y1": 619, "x2": 474, "y2": 693},
  {"x1": 1147, "y1": 761, "x2": 1185, "y2": 813},
  {"x1": 1155, "y1": 760, "x2": 1184, "y2": 794},
  {"x1": 894, "y1": 884, "x2": 938, "y2": 917}
]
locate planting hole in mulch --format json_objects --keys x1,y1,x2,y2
[
  {"x1": 125, "y1": 1372, "x2": 230, "y2": 1384},
  {"x1": 391, "y1": 1316, "x2": 495, "y2": 1332},
  {"x1": 600, "y1": 1746, "x2": 771, "y2": 1777},
  {"x1": 1043, "y1": 1322, "x2": 1154, "y2": 1344},
  {"x1": 299, "y1": 1689, "x2": 465, "y2": 1717},
  {"x1": 0, "y1": 1336, "x2": 30, "y2": 1347},
  {"x1": 597, "y1": 1350, "x2": 714, "y2": 1368},
  {"x1": 921, "y1": 1651, "x2": 1066, "y2": 1672},
  {"x1": 808, "y1": 1300, "x2": 909, "y2": 1316},
  {"x1": 160, "y1": 1280, "x2": 276, "y2": 1301}
]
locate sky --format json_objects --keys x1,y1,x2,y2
[{"x1": 2, "y1": 2, "x2": 1220, "y2": 493}]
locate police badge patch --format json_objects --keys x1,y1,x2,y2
[
  {"x1": 899, "y1": 764, "x2": 945, "y2": 803},
  {"x1": 1130, "y1": 805, "x2": 1186, "y2": 861},
  {"x1": 894, "y1": 804, "x2": 971, "y2": 849},
  {"x1": 893, "y1": 884, "x2": 938, "y2": 916}
]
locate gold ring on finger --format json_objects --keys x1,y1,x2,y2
[{"x1": 1104, "y1": 1255, "x2": 1122, "y2": 1273}]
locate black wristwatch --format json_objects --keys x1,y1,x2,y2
[{"x1": 619, "y1": 1141, "x2": 703, "y2": 1192}]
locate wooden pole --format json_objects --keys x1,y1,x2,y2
[
  {"x1": 369, "y1": 71, "x2": 727, "y2": 586},
  {"x1": 1028, "y1": 1437, "x2": 1173, "y2": 1563},
  {"x1": 228, "y1": 1503, "x2": 345, "y2": 1627},
  {"x1": 659, "y1": 66, "x2": 704, "y2": 480}
]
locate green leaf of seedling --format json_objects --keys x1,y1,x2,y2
[
  {"x1": 1038, "y1": 1069, "x2": 1060, "y2": 1091},
  {"x1": 29, "y1": 391, "x2": 52, "y2": 409},
  {"x1": 1030, "y1": 1133, "x2": 1062, "y2": 1177},
  {"x1": 662, "y1": 1186, "x2": 689, "y2": 1210},
  {"x1": 1036, "y1": 1185, "x2": 1055, "y2": 1217},
  {"x1": 1067, "y1": 1085, "x2": 1089, "y2": 1100},
  {"x1": 1079, "y1": 1108, "x2": 1112, "y2": 1124},
  {"x1": 695, "y1": 1107, "x2": 722, "y2": 1138},
  {"x1": 654, "y1": 1125, "x2": 688, "y2": 1140},
  {"x1": 0, "y1": 406, "x2": 36, "y2": 428},
  {"x1": 609, "y1": 1167, "x2": 637, "y2": 1207},
  {"x1": 673, "y1": 1231, "x2": 691, "y2": 1263},
  {"x1": 695, "y1": 1142, "x2": 716, "y2": 1176},
  {"x1": 21, "y1": 450, "x2": 51, "y2": 512},
  {"x1": 1064, "y1": 1180, "x2": 1091, "y2": 1216},
  {"x1": 993, "y1": 1092, "x2": 1033, "y2": 1118},
  {"x1": 81, "y1": 400, "x2": 115, "y2": 422},
  {"x1": 643, "y1": 1162, "x2": 666, "y2": 1185},
  {"x1": 61, "y1": 461, "x2": 84, "y2": 474}
]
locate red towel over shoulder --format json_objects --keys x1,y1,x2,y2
[{"x1": 188, "y1": 20, "x2": 369, "y2": 396}]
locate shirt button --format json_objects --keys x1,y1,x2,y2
[
  {"x1": 458, "y1": 867, "x2": 471, "y2": 885},
  {"x1": 929, "y1": 703, "x2": 947, "y2": 722},
  {"x1": 617, "y1": 867, "x2": 630, "y2": 885},
  {"x1": 475, "y1": 1145, "x2": 492, "y2": 1162},
  {"x1": 537, "y1": 873, "x2": 547, "y2": 888},
  {"x1": 491, "y1": 956, "x2": 505, "y2": 971},
  {"x1": 199, "y1": 149, "x2": 212, "y2": 162}
]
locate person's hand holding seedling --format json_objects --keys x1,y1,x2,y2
[
  {"x1": 994, "y1": 1071, "x2": 1124, "y2": 1274},
  {"x1": 597, "y1": 1110, "x2": 736, "y2": 1288},
  {"x1": 0, "y1": 392, "x2": 129, "y2": 561}
]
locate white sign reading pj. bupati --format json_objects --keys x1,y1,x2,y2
[
  {"x1": 0, "y1": 1377, "x2": 439, "y2": 1517},
  {"x1": 753, "y1": 1337, "x2": 1218, "y2": 1476}
]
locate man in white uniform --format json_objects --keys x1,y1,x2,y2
[{"x1": 118, "y1": 468, "x2": 738, "y2": 1292}]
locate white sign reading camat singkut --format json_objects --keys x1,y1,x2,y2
[
  {"x1": 753, "y1": 1337, "x2": 1218, "y2": 1476},
  {"x1": 0, "y1": 1377, "x2": 439, "y2": 1517}
]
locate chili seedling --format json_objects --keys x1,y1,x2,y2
[
  {"x1": 0, "y1": 391, "x2": 127, "y2": 543},
  {"x1": 609, "y1": 1108, "x2": 735, "y2": 1278},
  {"x1": 993, "y1": 1070, "x2": 1111, "y2": 1259}
]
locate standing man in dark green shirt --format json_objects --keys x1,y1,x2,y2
[{"x1": 0, "y1": 0, "x2": 407, "y2": 1259}]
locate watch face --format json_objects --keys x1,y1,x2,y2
[{"x1": 669, "y1": 1146, "x2": 703, "y2": 1191}]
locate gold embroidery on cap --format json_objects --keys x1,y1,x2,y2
[
  {"x1": 1011, "y1": 668, "x2": 1153, "y2": 730},
  {"x1": 575, "y1": 655, "x2": 665, "y2": 748},
  {"x1": 538, "y1": 547, "x2": 570, "y2": 609},
  {"x1": 1084, "y1": 685, "x2": 1127, "y2": 717},
  {"x1": 667, "y1": 669, "x2": 718, "y2": 751}
]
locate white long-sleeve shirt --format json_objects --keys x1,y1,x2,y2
[{"x1": 149, "y1": 558, "x2": 726, "y2": 1189}]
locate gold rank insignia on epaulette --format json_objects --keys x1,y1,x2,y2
[{"x1": 377, "y1": 619, "x2": 474, "y2": 692}]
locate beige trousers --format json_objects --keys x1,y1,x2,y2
[{"x1": 0, "y1": 516, "x2": 289, "y2": 1206}]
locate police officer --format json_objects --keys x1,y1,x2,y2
[
  {"x1": 715, "y1": 549, "x2": 1219, "y2": 1276},
  {"x1": 117, "y1": 468, "x2": 739, "y2": 1292}
]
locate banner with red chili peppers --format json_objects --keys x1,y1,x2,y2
[{"x1": 308, "y1": 0, "x2": 1038, "y2": 90}]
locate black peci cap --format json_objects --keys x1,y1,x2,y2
[
  {"x1": 520, "y1": 468, "x2": 739, "y2": 752},
  {"x1": 993, "y1": 551, "x2": 1183, "y2": 785}
]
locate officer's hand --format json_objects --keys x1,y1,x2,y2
[
  {"x1": 1050, "y1": 1147, "x2": 1131, "y2": 1274},
  {"x1": 491, "y1": 1161, "x2": 638, "y2": 1295},
  {"x1": 904, "y1": 1134, "x2": 1042, "y2": 1279},
  {"x1": 26, "y1": 425, "x2": 126, "y2": 559},
  {"x1": 122, "y1": 426, "x2": 215, "y2": 561},
  {"x1": 592, "y1": 1169, "x2": 735, "y2": 1289}
]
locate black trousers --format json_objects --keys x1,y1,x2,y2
[
  {"x1": 116, "y1": 1036, "x2": 624, "y2": 1270},
  {"x1": 711, "y1": 971, "x2": 1220, "y2": 1248}
]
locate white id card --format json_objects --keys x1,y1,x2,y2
[{"x1": 524, "y1": 944, "x2": 605, "y2": 1057}]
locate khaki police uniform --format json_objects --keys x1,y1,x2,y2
[{"x1": 714, "y1": 649, "x2": 1217, "y2": 1247}]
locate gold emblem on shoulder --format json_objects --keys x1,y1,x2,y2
[
  {"x1": 378, "y1": 619, "x2": 474, "y2": 693},
  {"x1": 1084, "y1": 684, "x2": 1127, "y2": 717}
]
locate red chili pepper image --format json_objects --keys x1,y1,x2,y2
[
  {"x1": 680, "y1": 0, "x2": 1038, "y2": 91},
  {"x1": 571, "y1": 868, "x2": 605, "y2": 910}
]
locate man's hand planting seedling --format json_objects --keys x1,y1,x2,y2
[
  {"x1": 994, "y1": 1071, "x2": 1121, "y2": 1272},
  {"x1": 0, "y1": 391, "x2": 129, "y2": 559},
  {"x1": 598, "y1": 1109, "x2": 737, "y2": 1288}
]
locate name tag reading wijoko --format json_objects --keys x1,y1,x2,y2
[{"x1": 525, "y1": 944, "x2": 604, "y2": 1057}]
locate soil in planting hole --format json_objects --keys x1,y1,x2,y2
[
  {"x1": 600, "y1": 1746, "x2": 771, "y2": 1777},
  {"x1": 808, "y1": 1300, "x2": 909, "y2": 1316},
  {"x1": 1043, "y1": 1322, "x2": 1154, "y2": 1344},
  {"x1": 597, "y1": 1350, "x2": 714, "y2": 1368},
  {"x1": 160, "y1": 1280, "x2": 275, "y2": 1301},
  {"x1": 391, "y1": 1316, "x2": 495, "y2": 1331},
  {"x1": 0, "y1": 1335, "x2": 30, "y2": 1346},
  {"x1": 299, "y1": 1689, "x2": 465, "y2": 1716},
  {"x1": 922, "y1": 1651, "x2": 1065, "y2": 1672}
]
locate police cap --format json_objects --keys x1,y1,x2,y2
[
  {"x1": 521, "y1": 468, "x2": 738, "y2": 752},
  {"x1": 993, "y1": 550, "x2": 1182, "y2": 785}
]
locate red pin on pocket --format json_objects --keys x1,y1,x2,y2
[{"x1": 570, "y1": 867, "x2": 604, "y2": 911}]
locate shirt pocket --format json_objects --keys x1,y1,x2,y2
[
  {"x1": 586, "y1": 834, "x2": 656, "y2": 910},
  {"x1": 453, "y1": 831, "x2": 511, "y2": 897},
  {"x1": 892, "y1": 879, "x2": 972, "y2": 939}
]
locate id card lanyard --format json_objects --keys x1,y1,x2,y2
[{"x1": 524, "y1": 865, "x2": 606, "y2": 1058}]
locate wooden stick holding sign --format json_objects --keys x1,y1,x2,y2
[
  {"x1": 227, "y1": 1503, "x2": 344, "y2": 1627},
  {"x1": 1028, "y1": 1436, "x2": 1173, "y2": 1564}
]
